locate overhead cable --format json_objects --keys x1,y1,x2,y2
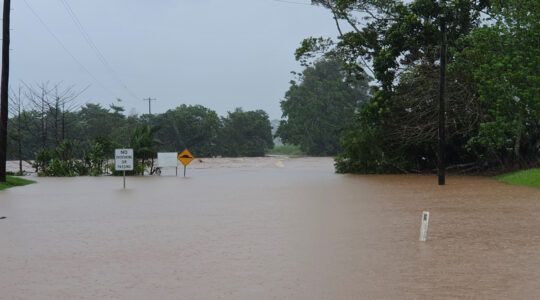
[
  {"x1": 58, "y1": 0, "x2": 140, "y2": 101},
  {"x1": 22, "y1": 0, "x2": 120, "y2": 100}
]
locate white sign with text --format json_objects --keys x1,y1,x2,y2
[
  {"x1": 115, "y1": 149, "x2": 134, "y2": 171},
  {"x1": 157, "y1": 152, "x2": 179, "y2": 168}
]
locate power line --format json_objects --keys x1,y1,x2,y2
[
  {"x1": 21, "y1": 0, "x2": 119, "y2": 100},
  {"x1": 58, "y1": 0, "x2": 140, "y2": 101}
]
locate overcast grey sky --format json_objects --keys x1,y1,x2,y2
[{"x1": 10, "y1": 0, "x2": 338, "y2": 119}]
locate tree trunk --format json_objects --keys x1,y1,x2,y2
[
  {"x1": 41, "y1": 90, "x2": 46, "y2": 149},
  {"x1": 54, "y1": 97, "x2": 59, "y2": 146},
  {"x1": 62, "y1": 102, "x2": 65, "y2": 141},
  {"x1": 18, "y1": 101, "x2": 22, "y2": 174}
]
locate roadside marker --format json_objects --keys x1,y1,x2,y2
[{"x1": 419, "y1": 211, "x2": 430, "y2": 242}]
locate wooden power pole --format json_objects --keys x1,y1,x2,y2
[
  {"x1": 0, "y1": 0, "x2": 11, "y2": 182},
  {"x1": 143, "y1": 97, "x2": 156, "y2": 115}
]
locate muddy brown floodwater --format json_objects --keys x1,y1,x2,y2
[{"x1": 1, "y1": 157, "x2": 540, "y2": 299}]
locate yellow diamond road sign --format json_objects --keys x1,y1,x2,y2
[{"x1": 178, "y1": 149, "x2": 194, "y2": 166}]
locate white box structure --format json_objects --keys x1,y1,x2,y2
[{"x1": 157, "y1": 152, "x2": 179, "y2": 168}]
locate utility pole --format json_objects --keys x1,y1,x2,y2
[
  {"x1": 438, "y1": 1, "x2": 447, "y2": 186},
  {"x1": 0, "y1": 0, "x2": 11, "y2": 182},
  {"x1": 143, "y1": 97, "x2": 156, "y2": 115}
]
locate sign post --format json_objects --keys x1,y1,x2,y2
[
  {"x1": 115, "y1": 149, "x2": 133, "y2": 189},
  {"x1": 177, "y1": 149, "x2": 194, "y2": 177}
]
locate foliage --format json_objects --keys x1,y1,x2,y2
[
  {"x1": 454, "y1": 0, "x2": 540, "y2": 167},
  {"x1": 301, "y1": 0, "x2": 539, "y2": 173},
  {"x1": 33, "y1": 148, "x2": 55, "y2": 174},
  {"x1": 56, "y1": 140, "x2": 76, "y2": 161},
  {"x1": 79, "y1": 103, "x2": 125, "y2": 140},
  {"x1": 276, "y1": 58, "x2": 370, "y2": 156},
  {"x1": 154, "y1": 105, "x2": 221, "y2": 157},
  {"x1": 0, "y1": 176, "x2": 35, "y2": 191},
  {"x1": 91, "y1": 135, "x2": 118, "y2": 158},
  {"x1": 334, "y1": 114, "x2": 388, "y2": 173},
  {"x1": 86, "y1": 142, "x2": 105, "y2": 176},
  {"x1": 219, "y1": 108, "x2": 274, "y2": 157},
  {"x1": 495, "y1": 168, "x2": 540, "y2": 189},
  {"x1": 129, "y1": 124, "x2": 162, "y2": 175},
  {"x1": 33, "y1": 142, "x2": 86, "y2": 177},
  {"x1": 7, "y1": 84, "x2": 277, "y2": 176},
  {"x1": 42, "y1": 158, "x2": 85, "y2": 177},
  {"x1": 8, "y1": 110, "x2": 45, "y2": 159}
]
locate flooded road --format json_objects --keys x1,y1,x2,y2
[{"x1": 1, "y1": 157, "x2": 540, "y2": 299}]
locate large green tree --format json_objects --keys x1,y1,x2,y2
[
  {"x1": 276, "y1": 58, "x2": 370, "y2": 156},
  {"x1": 453, "y1": 0, "x2": 540, "y2": 167},
  {"x1": 296, "y1": 0, "x2": 538, "y2": 173},
  {"x1": 154, "y1": 104, "x2": 221, "y2": 157},
  {"x1": 78, "y1": 103, "x2": 124, "y2": 140},
  {"x1": 219, "y1": 108, "x2": 274, "y2": 157}
]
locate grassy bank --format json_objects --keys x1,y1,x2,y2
[
  {"x1": 268, "y1": 145, "x2": 304, "y2": 156},
  {"x1": 495, "y1": 168, "x2": 540, "y2": 189},
  {"x1": 0, "y1": 176, "x2": 36, "y2": 191}
]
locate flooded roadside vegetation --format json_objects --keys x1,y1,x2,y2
[
  {"x1": 0, "y1": 0, "x2": 537, "y2": 298},
  {"x1": 2, "y1": 157, "x2": 540, "y2": 299}
]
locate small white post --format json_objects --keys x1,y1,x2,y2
[{"x1": 419, "y1": 211, "x2": 430, "y2": 242}]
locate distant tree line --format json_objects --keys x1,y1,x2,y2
[{"x1": 6, "y1": 83, "x2": 273, "y2": 176}]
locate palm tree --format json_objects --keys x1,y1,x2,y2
[{"x1": 129, "y1": 124, "x2": 162, "y2": 175}]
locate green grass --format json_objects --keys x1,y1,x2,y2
[
  {"x1": 268, "y1": 144, "x2": 304, "y2": 156},
  {"x1": 495, "y1": 168, "x2": 540, "y2": 189},
  {"x1": 0, "y1": 176, "x2": 36, "y2": 190}
]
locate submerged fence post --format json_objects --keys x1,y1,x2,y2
[{"x1": 419, "y1": 211, "x2": 430, "y2": 242}]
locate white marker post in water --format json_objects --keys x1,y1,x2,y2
[
  {"x1": 115, "y1": 149, "x2": 133, "y2": 189},
  {"x1": 419, "y1": 211, "x2": 430, "y2": 242}
]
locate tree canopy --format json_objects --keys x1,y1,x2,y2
[
  {"x1": 277, "y1": 58, "x2": 370, "y2": 155},
  {"x1": 154, "y1": 104, "x2": 221, "y2": 157},
  {"x1": 219, "y1": 108, "x2": 274, "y2": 157},
  {"x1": 296, "y1": 0, "x2": 539, "y2": 173}
]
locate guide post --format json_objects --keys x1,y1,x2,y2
[
  {"x1": 419, "y1": 211, "x2": 430, "y2": 242},
  {"x1": 115, "y1": 149, "x2": 133, "y2": 189}
]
